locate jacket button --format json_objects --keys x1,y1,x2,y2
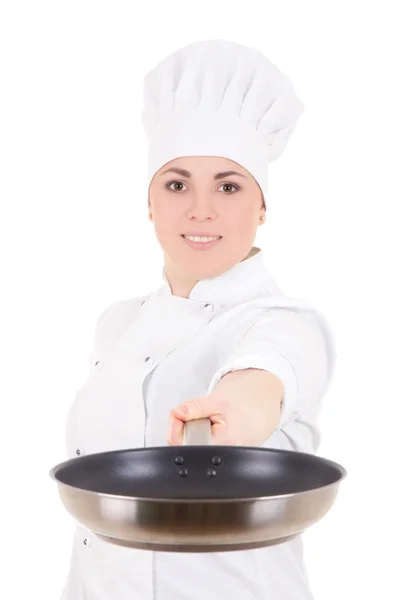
[
  {"x1": 76, "y1": 448, "x2": 82, "y2": 456},
  {"x1": 141, "y1": 300, "x2": 146, "y2": 306},
  {"x1": 144, "y1": 356, "x2": 154, "y2": 366},
  {"x1": 203, "y1": 303, "x2": 213, "y2": 311},
  {"x1": 83, "y1": 537, "x2": 91, "y2": 547},
  {"x1": 94, "y1": 360, "x2": 103, "y2": 369}
]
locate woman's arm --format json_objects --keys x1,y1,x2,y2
[
  {"x1": 167, "y1": 307, "x2": 333, "y2": 447},
  {"x1": 168, "y1": 367, "x2": 283, "y2": 446}
]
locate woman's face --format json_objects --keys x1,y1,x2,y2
[{"x1": 148, "y1": 155, "x2": 266, "y2": 290}]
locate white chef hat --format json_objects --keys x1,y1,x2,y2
[{"x1": 141, "y1": 39, "x2": 304, "y2": 201}]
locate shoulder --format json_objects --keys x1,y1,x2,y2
[
  {"x1": 251, "y1": 285, "x2": 336, "y2": 348},
  {"x1": 244, "y1": 288, "x2": 337, "y2": 389}
]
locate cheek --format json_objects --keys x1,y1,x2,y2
[
  {"x1": 153, "y1": 206, "x2": 181, "y2": 240},
  {"x1": 227, "y1": 207, "x2": 258, "y2": 233}
]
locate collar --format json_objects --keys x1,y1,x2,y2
[{"x1": 158, "y1": 246, "x2": 279, "y2": 305}]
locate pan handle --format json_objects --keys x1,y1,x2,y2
[{"x1": 183, "y1": 418, "x2": 212, "y2": 445}]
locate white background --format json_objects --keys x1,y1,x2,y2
[{"x1": 1, "y1": 1, "x2": 399, "y2": 598}]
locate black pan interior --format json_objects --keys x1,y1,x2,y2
[{"x1": 54, "y1": 446, "x2": 346, "y2": 500}]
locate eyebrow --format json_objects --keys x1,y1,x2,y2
[{"x1": 160, "y1": 167, "x2": 247, "y2": 180}]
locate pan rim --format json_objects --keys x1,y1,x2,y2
[
  {"x1": 49, "y1": 446, "x2": 347, "y2": 502},
  {"x1": 49, "y1": 468, "x2": 347, "y2": 503}
]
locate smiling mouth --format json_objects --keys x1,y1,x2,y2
[{"x1": 180, "y1": 234, "x2": 223, "y2": 248}]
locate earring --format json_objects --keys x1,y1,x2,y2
[
  {"x1": 148, "y1": 212, "x2": 153, "y2": 220},
  {"x1": 260, "y1": 215, "x2": 265, "y2": 223}
]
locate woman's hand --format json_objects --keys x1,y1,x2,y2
[{"x1": 167, "y1": 368, "x2": 284, "y2": 447}]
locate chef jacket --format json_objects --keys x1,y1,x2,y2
[{"x1": 61, "y1": 246, "x2": 336, "y2": 600}]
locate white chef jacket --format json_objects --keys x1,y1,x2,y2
[{"x1": 61, "y1": 246, "x2": 336, "y2": 600}]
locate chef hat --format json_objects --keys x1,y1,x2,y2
[{"x1": 141, "y1": 39, "x2": 304, "y2": 201}]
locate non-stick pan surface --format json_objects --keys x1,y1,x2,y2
[{"x1": 53, "y1": 444, "x2": 344, "y2": 500}]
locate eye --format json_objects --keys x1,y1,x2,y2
[
  {"x1": 166, "y1": 181, "x2": 187, "y2": 192},
  {"x1": 218, "y1": 183, "x2": 240, "y2": 193}
]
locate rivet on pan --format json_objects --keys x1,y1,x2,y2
[
  {"x1": 174, "y1": 456, "x2": 184, "y2": 465},
  {"x1": 207, "y1": 468, "x2": 217, "y2": 477},
  {"x1": 178, "y1": 468, "x2": 188, "y2": 477},
  {"x1": 211, "y1": 456, "x2": 222, "y2": 466}
]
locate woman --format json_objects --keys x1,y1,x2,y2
[{"x1": 61, "y1": 40, "x2": 336, "y2": 599}]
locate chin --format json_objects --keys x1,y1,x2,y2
[{"x1": 163, "y1": 238, "x2": 252, "y2": 279}]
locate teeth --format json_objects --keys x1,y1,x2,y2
[{"x1": 184, "y1": 235, "x2": 220, "y2": 242}]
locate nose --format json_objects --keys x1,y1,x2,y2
[{"x1": 187, "y1": 201, "x2": 217, "y2": 221}]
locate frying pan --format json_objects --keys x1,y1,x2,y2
[{"x1": 50, "y1": 418, "x2": 346, "y2": 552}]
